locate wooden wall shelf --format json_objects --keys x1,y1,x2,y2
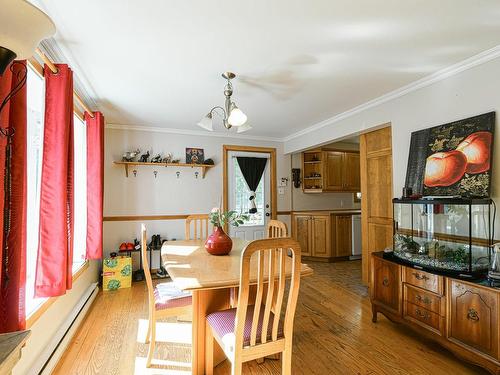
[{"x1": 113, "y1": 161, "x2": 215, "y2": 178}]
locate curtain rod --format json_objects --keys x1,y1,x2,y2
[{"x1": 35, "y1": 48, "x2": 95, "y2": 119}]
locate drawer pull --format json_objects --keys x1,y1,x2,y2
[
  {"x1": 415, "y1": 308, "x2": 431, "y2": 320},
  {"x1": 467, "y1": 308, "x2": 479, "y2": 322},
  {"x1": 412, "y1": 272, "x2": 429, "y2": 281},
  {"x1": 415, "y1": 295, "x2": 432, "y2": 305},
  {"x1": 382, "y1": 277, "x2": 389, "y2": 287}
]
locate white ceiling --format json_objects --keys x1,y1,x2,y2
[{"x1": 37, "y1": 0, "x2": 500, "y2": 139}]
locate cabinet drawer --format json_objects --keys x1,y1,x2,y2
[
  {"x1": 404, "y1": 268, "x2": 443, "y2": 295},
  {"x1": 404, "y1": 284, "x2": 442, "y2": 316},
  {"x1": 404, "y1": 301, "x2": 441, "y2": 333}
]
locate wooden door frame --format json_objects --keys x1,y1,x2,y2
[
  {"x1": 223, "y1": 145, "x2": 277, "y2": 222},
  {"x1": 360, "y1": 124, "x2": 393, "y2": 285}
]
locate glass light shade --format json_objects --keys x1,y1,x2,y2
[
  {"x1": 236, "y1": 123, "x2": 252, "y2": 133},
  {"x1": 196, "y1": 113, "x2": 213, "y2": 131},
  {"x1": 227, "y1": 106, "x2": 247, "y2": 127},
  {"x1": 0, "y1": 0, "x2": 56, "y2": 60}
]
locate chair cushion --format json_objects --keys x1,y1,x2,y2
[
  {"x1": 206, "y1": 305, "x2": 284, "y2": 347},
  {"x1": 154, "y1": 283, "x2": 192, "y2": 310}
]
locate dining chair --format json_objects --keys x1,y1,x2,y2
[
  {"x1": 185, "y1": 214, "x2": 210, "y2": 240},
  {"x1": 205, "y1": 238, "x2": 302, "y2": 375},
  {"x1": 141, "y1": 224, "x2": 192, "y2": 367},
  {"x1": 266, "y1": 219, "x2": 288, "y2": 238}
]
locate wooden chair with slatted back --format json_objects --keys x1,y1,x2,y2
[
  {"x1": 185, "y1": 214, "x2": 210, "y2": 240},
  {"x1": 266, "y1": 219, "x2": 288, "y2": 238},
  {"x1": 205, "y1": 238, "x2": 302, "y2": 375},
  {"x1": 141, "y1": 224, "x2": 192, "y2": 367}
]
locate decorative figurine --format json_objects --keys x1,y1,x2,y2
[
  {"x1": 139, "y1": 151, "x2": 150, "y2": 162},
  {"x1": 204, "y1": 158, "x2": 214, "y2": 165},
  {"x1": 171, "y1": 158, "x2": 180, "y2": 163},
  {"x1": 162, "y1": 153, "x2": 173, "y2": 163},
  {"x1": 151, "y1": 153, "x2": 162, "y2": 163},
  {"x1": 122, "y1": 149, "x2": 140, "y2": 162}
]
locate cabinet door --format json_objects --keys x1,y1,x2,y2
[
  {"x1": 370, "y1": 256, "x2": 401, "y2": 315},
  {"x1": 293, "y1": 215, "x2": 311, "y2": 256},
  {"x1": 448, "y1": 280, "x2": 499, "y2": 359},
  {"x1": 343, "y1": 152, "x2": 360, "y2": 191},
  {"x1": 334, "y1": 215, "x2": 352, "y2": 257},
  {"x1": 323, "y1": 151, "x2": 344, "y2": 191},
  {"x1": 311, "y1": 215, "x2": 331, "y2": 258}
]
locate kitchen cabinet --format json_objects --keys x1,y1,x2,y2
[
  {"x1": 291, "y1": 211, "x2": 358, "y2": 261},
  {"x1": 302, "y1": 149, "x2": 360, "y2": 193}
]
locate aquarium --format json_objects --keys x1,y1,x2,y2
[{"x1": 391, "y1": 198, "x2": 493, "y2": 277}]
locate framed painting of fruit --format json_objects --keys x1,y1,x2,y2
[{"x1": 405, "y1": 112, "x2": 495, "y2": 198}]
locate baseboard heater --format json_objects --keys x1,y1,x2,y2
[{"x1": 30, "y1": 282, "x2": 99, "y2": 375}]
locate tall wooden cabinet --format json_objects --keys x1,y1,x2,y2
[
  {"x1": 302, "y1": 149, "x2": 360, "y2": 193},
  {"x1": 291, "y1": 211, "x2": 357, "y2": 261},
  {"x1": 371, "y1": 252, "x2": 500, "y2": 375}
]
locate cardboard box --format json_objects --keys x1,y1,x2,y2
[{"x1": 102, "y1": 256, "x2": 132, "y2": 291}]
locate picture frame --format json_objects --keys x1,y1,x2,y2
[
  {"x1": 405, "y1": 112, "x2": 495, "y2": 198},
  {"x1": 186, "y1": 147, "x2": 205, "y2": 164}
]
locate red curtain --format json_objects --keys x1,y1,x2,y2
[
  {"x1": 35, "y1": 64, "x2": 74, "y2": 298},
  {"x1": 85, "y1": 111, "x2": 104, "y2": 260},
  {"x1": 0, "y1": 61, "x2": 27, "y2": 332}
]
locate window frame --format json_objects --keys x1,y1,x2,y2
[{"x1": 25, "y1": 59, "x2": 90, "y2": 328}]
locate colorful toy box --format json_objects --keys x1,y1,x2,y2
[{"x1": 102, "y1": 256, "x2": 132, "y2": 291}]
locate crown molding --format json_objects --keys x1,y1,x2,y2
[
  {"x1": 105, "y1": 123, "x2": 283, "y2": 142},
  {"x1": 283, "y1": 44, "x2": 500, "y2": 142}
]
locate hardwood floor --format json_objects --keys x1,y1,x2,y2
[{"x1": 53, "y1": 260, "x2": 486, "y2": 374}]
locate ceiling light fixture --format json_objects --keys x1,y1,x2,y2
[{"x1": 197, "y1": 72, "x2": 251, "y2": 133}]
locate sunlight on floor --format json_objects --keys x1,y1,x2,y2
[
  {"x1": 135, "y1": 319, "x2": 192, "y2": 374},
  {"x1": 137, "y1": 318, "x2": 192, "y2": 345}
]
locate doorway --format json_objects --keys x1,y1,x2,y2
[
  {"x1": 223, "y1": 145, "x2": 277, "y2": 239},
  {"x1": 360, "y1": 125, "x2": 394, "y2": 285}
]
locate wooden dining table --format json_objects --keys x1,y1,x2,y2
[{"x1": 161, "y1": 237, "x2": 313, "y2": 375}]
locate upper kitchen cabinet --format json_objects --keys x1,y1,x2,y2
[{"x1": 302, "y1": 149, "x2": 360, "y2": 193}]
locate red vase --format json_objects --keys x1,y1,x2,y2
[{"x1": 205, "y1": 226, "x2": 233, "y2": 255}]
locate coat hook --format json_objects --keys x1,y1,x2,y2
[
  {"x1": 194, "y1": 171, "x2": 199, "y2": 179},
  {"x1": 153, "y1": 170, "x2": 158, "y2": 178},
  {"x1": 133, "y1": 169, "x2": 137, "y2": 177},
  {"x1": 176, "y1": 171, "x2": 180, "y2": 179}
]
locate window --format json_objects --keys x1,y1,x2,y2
[
  {"x1": 233, "y1": 162, "x2": 264, "y2": 226},
  {"x1": 25, "y1": 65, "x2": 88, "y2": 317}
]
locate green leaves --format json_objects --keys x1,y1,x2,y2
[{"x1": 209, "y1": 209, "x2": 249, "y2": 228}]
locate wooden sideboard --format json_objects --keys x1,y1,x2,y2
[
  {"x1": 371, "y1": 253, "x2": 500, "y2": 374},
  {"x1": 291, "y1": 210, "x2": 359, "y2": 261}
]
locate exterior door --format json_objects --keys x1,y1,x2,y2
[
  {"x1": 228, "y1": 151, "x2": 271, "y2": 240},
  {"x1": 360, "y1": 126, "x2": 393, "y2": 285}
]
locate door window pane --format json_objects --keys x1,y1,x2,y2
[{"x1": 233, "y1": 162, "x2": 264, "y2": 226}]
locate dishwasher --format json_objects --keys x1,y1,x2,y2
[{"x1": 350, "y1": 214, "x2": 362, "y2": 260}]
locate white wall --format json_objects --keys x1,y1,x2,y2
[
  {"x1": 13, "y1": 261, "x2": 99, "y2": 375},
  {"x1": 104, "y1": 129, "x2": 291, "y2": 267},
  {"x1": 291, "y1": 141, "x2": 360, "y2": 211},
  {"x1": 285, "y1": 55, "x2": 500, "y2": 238}
]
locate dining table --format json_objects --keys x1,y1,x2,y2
[{"x1": 161, "y1": 237, "x2": 313, "y2": 375}]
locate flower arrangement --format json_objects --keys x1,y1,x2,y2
[{"x1": 209, "y1": 207, "x2": 249, "y2": 228}]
